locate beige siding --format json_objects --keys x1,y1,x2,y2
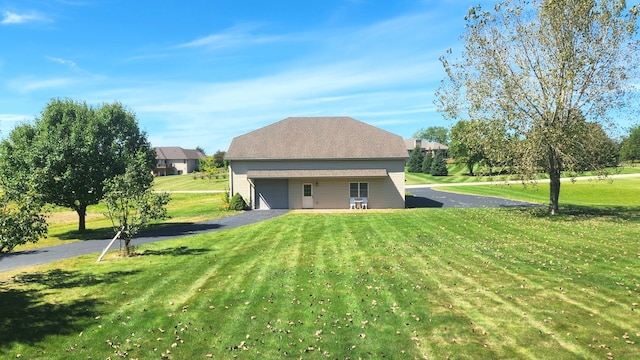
[{"x1": 230, "y1": 159, "x2": 405, "y2": 209}]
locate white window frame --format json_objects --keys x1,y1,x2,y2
[{"x1": 349, "y1": 182, "x2": 369, "y2": 198}]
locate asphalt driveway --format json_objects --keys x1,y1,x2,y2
[
  {"x1": 0, "y1": 210, "x2": 288, "y2": 274},
  {"x1": 405, "y1": 186, "x2": 539, "y2": 209}
]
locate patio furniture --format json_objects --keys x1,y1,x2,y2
[{"x1": 350, "y1": 197, "x2": 357, "y2": 209}]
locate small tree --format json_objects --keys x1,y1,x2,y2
[
  {"x1": 421, "y1": 151, "x2": 433, "y2": 174},
  {"x1": 430, "y1": 152, "x2": 449, "y2": 176},
  {"x1": 103, "y1": 152, "x2": 170, "y2": 256},
  {"x1": 229, "y1": 193, "x2": 248, "y2": 211},
  {"x1": 407, "y1": 145, "x2": 425, "y2": 173}
]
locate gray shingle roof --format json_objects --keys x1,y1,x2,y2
[
  {"x1": 155, "y1": 147, "x2": 205, "y2": 160},
  {"x1": 227, "y1": 117, "x2": 408, "y2": 160},
  {"x1": 246, "y1": 169, "x2": 388, "y2": 179}
]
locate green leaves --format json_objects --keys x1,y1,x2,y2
[
  {"x1": 0, "y1": 98, "x2": 155, "y2": 231},
  {"x1": 103, "y1": 151, "x2": 170, "y2": 255},
  {"x1": 439, "y1": 0, "x2": 639, "y2": 213},
  {"x1": 0, "y1": 191, "x2": 48, "y2": 253}
]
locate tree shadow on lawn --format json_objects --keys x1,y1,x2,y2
[
  {"x1": 521, "y1": 205, "x2": 640, "y2": 222},
  {"x1": 0, "y1": 269, "x2": 140, "y2": 354},
  {"x1": 56, "y1": 222, "x2": 223, "y2": 242},
  {"x1": 137, "y1": 246, "x2": 211, "y2": 257}
]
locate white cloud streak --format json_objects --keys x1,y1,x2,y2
[
  {"x1": 1, "y1": 11, "x2": 49, "y2": 25},
  {"x1": 46, "y1": 56, "x2": 80, "y2": 70},
  {"x1": 175, "y1": 23, "x2": 284, "y2": 50},
  {"x1": 7, "y1": 76, "x2": 78, "y2": 93},
  {"x1": 0, "y1": 114, "x2": 32, "y2": 136}
]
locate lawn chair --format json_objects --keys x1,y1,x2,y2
[
  {"x1": 349, "y1": 197, "x2": 357, "y2": 209},
  {"x1": 361, "y1": 197, "x2": 368, "y2": 209}
]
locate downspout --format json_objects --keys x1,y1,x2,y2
[
  {"x1": 248, "y1": 179, "x2": 255, "y2": 209},
  {"x1": 229, "y1": 163, "x2": 234, "y2": 197}
]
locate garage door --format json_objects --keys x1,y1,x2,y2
[{"x1": 255, "y1": 179, "x2": 289, "y2": 209}]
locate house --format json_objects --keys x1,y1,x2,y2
[
  {"x1": 154, "y1": 147, "x2": 205, "y2": 176},
  {"x1": 226, "y1": 117, "x2": 408, "y2": 210},
  {"x1": 405, "y1": 138, "x2": 449, "y2": 158}
]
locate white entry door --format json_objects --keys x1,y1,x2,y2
[{"x1": 302, "y1": 183, "x2": 314, "y2": 209}]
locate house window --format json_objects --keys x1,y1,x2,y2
[
  {"x1": 349, "y1": 182, "x2": 368, "y2": 198},
  {"x1": 303, "y1": 184, "x2": 312, "y2": 197}
]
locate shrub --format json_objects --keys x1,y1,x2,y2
[
  {"x1": 229, "y1": 193, "x2": 248, "y2": 211},
  {"x1": 219, "y1": 191, "x2": 230, "y2": 210}
]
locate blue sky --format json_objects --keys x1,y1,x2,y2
[{"x1": 0, "y1": 0, "x2": 488, "y2": 153}]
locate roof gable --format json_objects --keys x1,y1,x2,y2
[{"x1": 227, "y1": 117, "x2": 407, "y2": 160}]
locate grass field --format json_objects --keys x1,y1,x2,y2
[
  {"x1": 153, "y1": 173, "x2": 228, "y2": 191},
  {"x1": 15, "y1": 192, "x2": 230, "y2": 250},
  {"x1": 1, "y1": 180, "x2": 638, "y2": 358},
  {"x1": 434, "y1": 177, "x2": 640, "y2": 208},
  {"x1": 405, "y1": 164, "x2": 640, "y2": 185}
]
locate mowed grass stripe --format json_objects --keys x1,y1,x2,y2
[{"x1": 2, "y1": 207, "x2": 639, "y2": 359}]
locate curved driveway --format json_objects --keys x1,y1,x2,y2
[{"x1": 0, "y1": 210, "x2": 288, "y2": 274}]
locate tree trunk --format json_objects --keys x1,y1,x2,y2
[
  {"x1": 548, "y1": 149, "x2": 562, "y2": 215},
  {"x1": 76, "y1": 204, "x2": 87, "y2": 232}
]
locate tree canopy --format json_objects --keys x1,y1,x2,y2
[
  {"x1": 620, "y1": 125, "x2": 640, "y2": 163},
  {"x1": 103, "y1": 151, "x2": 170, "y2": 256},
  {"x1": 0, "y1": 98, "x2": 155, "y2": 231},
  {"x1": 413, "y1": 126, "x2": 449, "y2": 145},
  {"x1": 0, "y1": 187, "x2": 48, "y2": 253},
  {"x1": 437, "y1": 0, "x2": 639, "y2": 214}
]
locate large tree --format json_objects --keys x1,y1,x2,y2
[
  {"x1": 620, "y1": 125, "x2": 640, "y2": 163},
  {"x1": 448, "y1": 120, "x2": 485, "y2": 176},
  {"x1": 0, "y1": 98, "x2": 155, "y2": 231},
  {"x1": 438, "y1": 0, "x2": 639, "y2": 214},
  {"x1": 413, "y1": 126, "x2": 450, "y2": 145}
]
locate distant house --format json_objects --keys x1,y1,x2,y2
[
  {"x1": 405, "y1": 138, "x2": 449, "y2": 158},
  {"x1": 227, "y1": 117, "x2": 408, "y2": 210},
  {"x1": 154, "y1": 147, "x2": 205, "y2": 176}
]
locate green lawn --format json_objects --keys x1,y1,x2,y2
[
  {"x1": 434, "y1": 177, "x2": 640, "y2": 208},
  {"x1": 1, "y1": 182, "x2": 639, "y2": 358},
  {"x1": 405, "y1": 164, "x2": 640, "y2": 185},
  {"x1": 153, "y1": 172, "x2": 228, "y2": 191}
]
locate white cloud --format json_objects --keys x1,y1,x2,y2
[
  {"x1": 7, "y1": 76, "x2": 78, "y2": 93},
  {"x1": 175, "y1": 23, "x2": 284, "y2": 50},
  {"x1": 0, "y1": 8, "x2": 454, "y2": 151},
  {"x1": 0, "y1": 114, "x2": 32, "y2": 135},
  {"x1": 45, "y1": 56, "x2": 80, "y2": 70},
  {"x1": 1, "y1": 11, "x2": 49, "y2": 25}
]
